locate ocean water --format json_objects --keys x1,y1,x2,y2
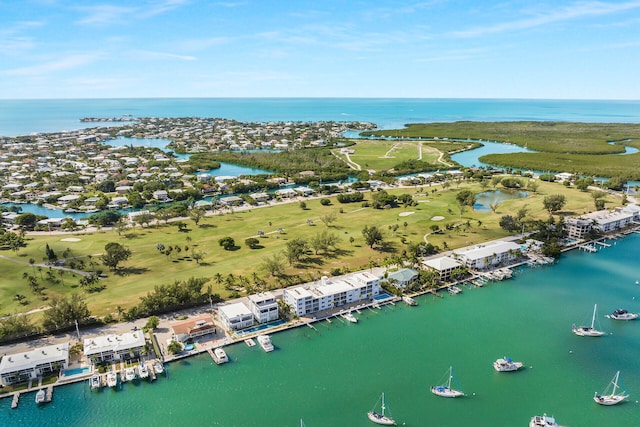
[
  {"x1": 2, "y1": 235, "x2": 639, "y2": 426},
  {"x1": 1, "y1": 98, "x2": 640, "y2": 137}
]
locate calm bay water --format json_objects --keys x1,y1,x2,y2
[{"x1": 2, "y1": 235, "x2": 639, "y2": 426}]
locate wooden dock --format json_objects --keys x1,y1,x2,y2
[
  {"x1": 45, "y1": 385, "x2": 53, "y2": 402},
  {"x1": 11, "y1": 392, "x2": 19, "y2": 409},
  {"x1": 206, "y1": 348, "x2": 217, "y2": 361}
]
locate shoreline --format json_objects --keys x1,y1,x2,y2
[{"x1": 2, "y1": 227, "x2": 635, "y2": 404}]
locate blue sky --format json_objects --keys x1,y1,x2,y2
[{"x1": 1, "y1": 0, "x2": 640, "y2": 99}]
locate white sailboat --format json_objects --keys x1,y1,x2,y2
[
  {"x1": 367, "y1": 392, "x2": 396, "y2": 425},
  {"x1": 572, "y1": 304, "x2": 605, "y2": 336},
  {"x1": 431, "y1": 366, "x2": 465, "y2": 397},
  {"x1": 594, "y1": 371, "x2": 629, "y2": 405}
]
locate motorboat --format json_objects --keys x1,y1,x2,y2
[
  {"x1": 431, "y1": 366, "x2": 465, "y2": 398},
  {"x1": 530, "y1": 414, "x2": 561, "y2": 427},
  {"x1": 367, "y1": 392, "x2": 396, "y2": 425},
  {"x1": 139, "y1": 363, "x2": 150, "y2": 379},
  {"x1": 213, "y1": 347, "x2": 229, "y2": 364},
  {"x1": 35, "y1": 389, "x2": 46, "y2": 404},
  {"x1": 572, "y1": 304, "x2": 605, "y2": 336},
  {"x1": 124, "y1": 366, "x2": 137, "y2": 382},
  {"x1": 402, "y1": 296, "x2": 417, "y2": 306},
  {"x1": 153, "y1": 361, "x2": 164, "y2": 374},
  {"x1": 343, "y1": 311, "x2": 358, "y2": 323},
  {"x1": 257, "y1": 334, "x2": 274, "y2": 352},
  {"x1": 448, "y1": 286, "x2": 462, "y2": 295},
  {"x1": 594, "y1": 371, "x2": 629, "y2": 405},
  {"x1": 606, "y1": 308, "x2": 639, "y2": 321},
  {"x1": 90, "y1": 374, "x2": 101, "y2": 389},
  {"x1": 493, "y1": 357, "x2": 523, "y2": 372},
  {"x1": 107, "y1": 371, "x2": 118, "y2": 388}
]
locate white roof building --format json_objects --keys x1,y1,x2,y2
[
  {"x1": 83, "y1": 331, "x2": 146, "y2": 364},
  {"x1": 0, "y1": 342, "x2": 69, "y2": 386},
  {"x1": 248, "y1": 292, "x2": 279, "y2": 324},
  {"x1": 423, "y1": 256, "x2": 463, "y2": 281},
  {"x1": 565, "y1": 205, "x2": 640, "y2": 239},
  {"x1": 453, "y1": 241, "x2": 521, "y2": 270},
  {"x1": 283, "y1": 271, "x2": 381, "y2": 317},
  {"x1": 218, "y1": 302, "x2": 254, "y2": 331}
]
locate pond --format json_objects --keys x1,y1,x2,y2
[
  {"x1": 107, "y1": 137, "x2": 273, "y2": 176},
  {"x1": 474, "y1": 190, "x2": 528, "y2": 212},
  {"x1": 450, "y1": 140, "x2": 534, "y2": 168}
]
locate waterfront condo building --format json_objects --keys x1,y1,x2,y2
[
  {"x1": 283, "y1": 271, "x2": 381, "y2": 317},
  {"x1": 422, "y1": 256, "x2": 463, "y2": 282},
  {"x1": 0, "y1": 343, "x2": 69, "y2": 386},
  {"x1": 218, "y1": 302, "x2": 255, "y2": 331},
  {"x1": 248, "y1": 292, "x2": 280, "y2": 324},
  {"x1": 83, "y1": 331, "x2": 146, "y2": 364},
  {"x1": 452, "y1": 241, "x2": 521, "y2": 270},
  {"x1": 565, "y1": 205, "x2": 640, "y2": 239}
]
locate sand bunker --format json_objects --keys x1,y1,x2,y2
[
  {"x1": 60, "y1": 238, "x2": 81, "y2": 242},
  {"x1": 431, "y1": 216, "x2": 445, "y2": 221},
  {"x1": 398, "y1": 211, "x2": 415, "y2": 217}
]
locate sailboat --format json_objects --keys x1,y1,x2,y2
[
  {"x1": 572, "y1": 304, "x2": 605, "y2": 336},
  {"x1": 431, "y1": 366, "x2": 465, "y2": 397},
  {"x1": 594, "y1": 371, "x2": 629, "y2": 405},
  {"x1": 367, "y1": 392, "x2": 396, "y2": 425}
]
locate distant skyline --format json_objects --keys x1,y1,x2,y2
[{"x1": 1, "y1": 1, "x2": 640, "y2": 100}]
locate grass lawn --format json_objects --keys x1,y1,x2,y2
[{"x1": 0, "y1": 179, "x2": 616, "y2": 321}]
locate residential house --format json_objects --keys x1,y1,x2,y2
[
  {"x1": 248, "y1": 292, "x2": 279, "y2": 324},
  {"x1": 218, "y1": 302, "x2": 254, "y2": 331},
  {"x1": 171, "y1": 315, "x2": 216, "y2": 342}
]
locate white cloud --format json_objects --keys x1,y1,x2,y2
[
  {"x1": 4, "y1": 53, "x2": 100, "y2": 76},
  {"x1": 451, "y1": 1, "x2": 640, "y2": 38},
  {"x1": 130, "y1": 50, "x2": 197, "y2": 61},
  {"x1": 75, "y1": 4, "x2": 136, "y2": 25}
]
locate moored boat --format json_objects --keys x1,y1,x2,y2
[
  {"x1": 572, "y1": 304, "x2": 605, "y2": 336},
  {"x1": 530, "y1": 414, "x2": 561, "y2": 427},
  {"x1": 124, "y1": 366, "x2": 137, "y2": 382},
  {"x1": 139, "y1": 363, "x2": 150, "y2": 379},
  {"x1": 35, "y1": 389, "x2": 46, "y2": 404},
  {"x1": 493, "y1": 356, "x2": 523, "y2": 372},
  {"x1": 213, "y1": 347, "x2": 229, "y2": 364},
  {"x1": 431, "y1": 366, "x2": 465, "y2": 398},
  {"x1": 402, "y1": 296, "x2": 417, "y2": 306},
  {"x1": 153, "y1": 361, "x2": 164, "y2": 374},
  {"x1": 594, "y1": 371, "x2": 629, "y2": 405},
  {"x1": 107, "y1": 371, "x2": 118, "y2": 388},
  {"x1": 90, "y1": 374, "x2": 101, "y2": 389},
  {"x1": 257, "y1": 334, "x2": 274, "y2": 352},
  {"x1": 343, "y1": 311, "x2": 358, "y2": 323},
  {"x1": 606, "y1": 308, "x2": 639, "y2": 321},
  {"x1": 448, "y1": 286, "x2": 462, "y2": 295},
  {"x1": 367, "y1": 392, "x2": 396, "y2": 425}
]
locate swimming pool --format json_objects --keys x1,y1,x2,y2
[
  {"x1": 374, "y1": 292, "x2": 392, "y2": 301},
  {"x1": 235, "y1": 319, "x2": 287, "y2": 337},
  {"x1": 184, "y1": 343, "x2": 195, "y2": 351},
  {"x1": 64, "y1": 367, "x2": 90, "y2": 376}
]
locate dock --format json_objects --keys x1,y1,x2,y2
[
  {"x1": 45, "y1": 385, "x2": 53, "y2": 403},
  {"x1": 206, "y1": 348, "x2": 217, "y2": 362},
  {"x1": 11, "y1": 392, "x2": 19, "y2": 409}
]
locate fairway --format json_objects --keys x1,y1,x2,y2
[{"x1": 0, "y1": 179, "x2": 609, "y2": 323}]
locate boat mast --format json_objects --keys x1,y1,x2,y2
[
  {"x1": 448, "y1": 366, "x2": 453, "y2": 388},
  {"x1": 591, "y1": 304, "x2": 598, "y2": 329},
  {"x1": 611, "y1": 371, "x2": 620, "y2": 397},
  {"x1": 381, "y1": 393, "x2": 386, "y2": 416}
]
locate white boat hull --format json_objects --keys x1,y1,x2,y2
[
  {"x1": 594, "y1": 394, "x2": 628, "y2": 405},
  {"x1": 530, "y1": 414, "x2": 560, "y2": 427},
  {"x1": 494, "y1": 359, "x2": 523, "y2": 372},
  {"x1": 572, "y1": 326, "x2": 605, "y2": 336},
  {"x1": 430, "y1": 386, "x2": 464, "y2": 398},
  {"x1": 367, "y1": 411, "x2": 396, "y2": 425},
  {"x1": 213, "y1": 348, "x2": 229, "y2": 364},
  {"x1": 35, "y1": 390, "x2": 46, "y2": 404}
]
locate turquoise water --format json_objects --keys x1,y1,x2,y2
[
  {"x1": 2, "y1": 98, "x2": 640, "y2": 137},
  {"x1": 2, "y1": 235, "x2": 639, "y2": 426}
]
